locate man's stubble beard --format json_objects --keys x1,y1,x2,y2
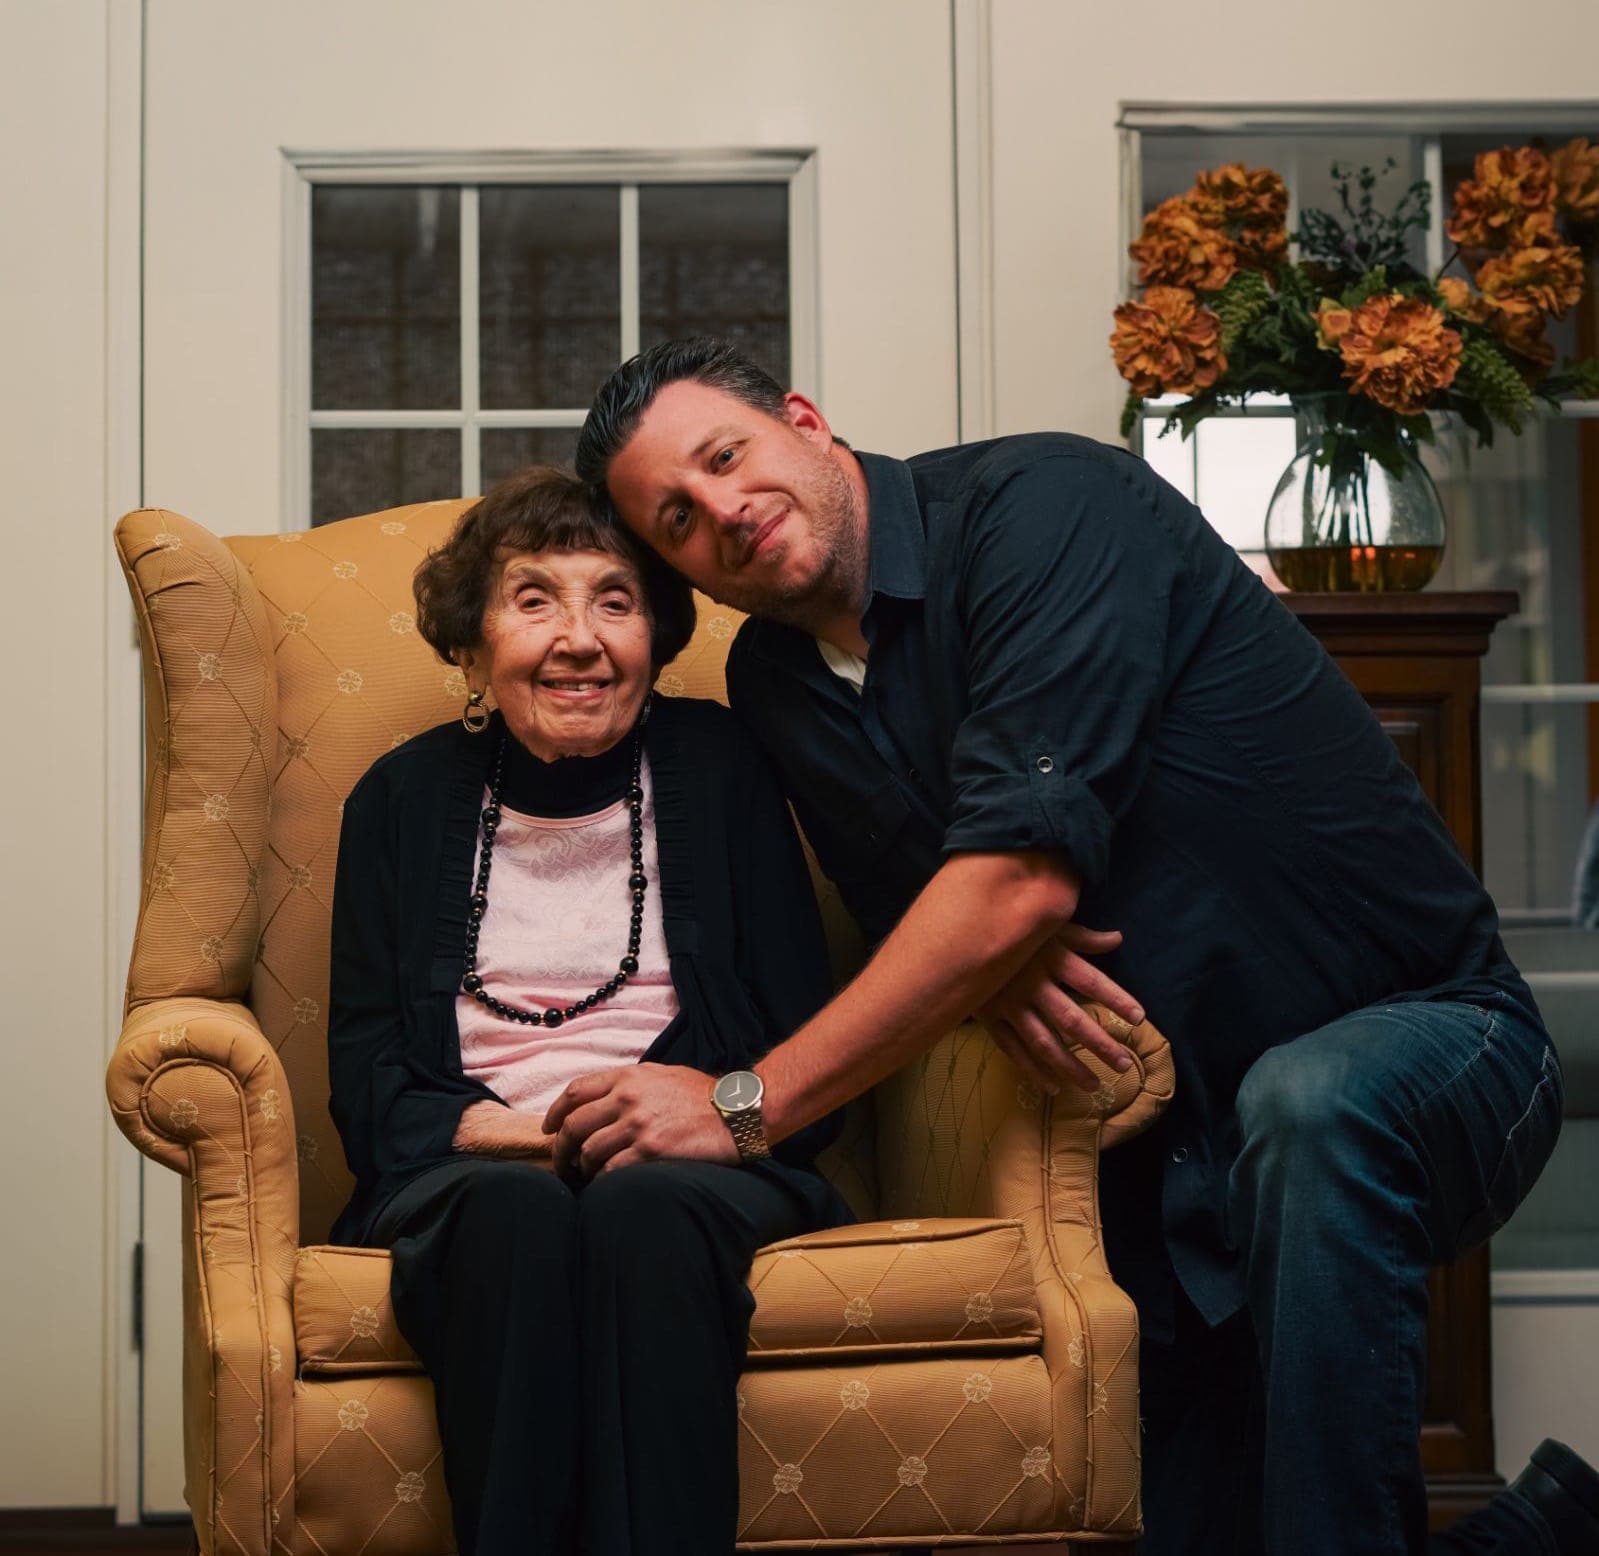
[{"x1": 716, "y1": 449, "x2": 867, "y2": 632}]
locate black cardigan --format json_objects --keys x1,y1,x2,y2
[{"x1": 327, "y1": 695, "x2": 848, "y2": 1245}]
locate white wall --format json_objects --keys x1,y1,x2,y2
[
  {"x1": 0, "y1": 0, "x2": 116, "y2": 1510},
  {"x1": 985, "y1": 0, "x2": 1599, "y2": 442},
  {"x1": 1495, "y1": 1278, "x2": 1599, "y2": 1473},
  {"x1": 140, "y1": 0, "x2": 959, "y2": 534}
]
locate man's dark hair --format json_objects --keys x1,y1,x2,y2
[
  {"x1": 413, "y1": 464, "x2": 695, "y2": 669},
  {"x1": 575, "y1": 337, "x2": 788, "y2": 489}
]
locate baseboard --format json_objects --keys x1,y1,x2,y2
[{"x1": 0, "y1": 1510, "x2": 191, "y2": 1552}]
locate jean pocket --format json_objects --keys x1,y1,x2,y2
[{"x1": 1461, "y1": 1044, "x2": 1564, "y2": 1249}]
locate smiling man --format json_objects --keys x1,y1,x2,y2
[{"x1": 558, "y1": 339, "x2": 1592, "y2": 1555}]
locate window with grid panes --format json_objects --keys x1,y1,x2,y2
[{"x1": 308, "y1": 180, "x2": 790, "y2": 525}]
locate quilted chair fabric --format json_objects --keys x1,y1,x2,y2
[{"x1": 106, "y1": 501, "x2": 1174, "y2": 1554}]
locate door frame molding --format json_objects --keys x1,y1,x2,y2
[{"x1": 105, "y1": 0, "x2": 148, "y2": 1524}]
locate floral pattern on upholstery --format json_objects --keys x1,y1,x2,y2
[
  {"x1": 872, "y1": 1013, "x2": 1173, "y2": 1535},
  {"x1": 294, "y1": 1247, "x2": 421, "y2": 1375},
  {"x1": 108, "y1": 997, "x2": 301, "y2": 1556},
  {"x1": 737, "y1": 1355, "x2": 1056, "y2": 1545},
  {"x1": 747, "y1": 1218, "x2": 1038, "y2": 1360},
  {"x1": 117, "y1": 509, "x2": 276, "y2": 1006},
  {"x1": 294, "y1": 1376, "x2": 452, "y2": 1556}
]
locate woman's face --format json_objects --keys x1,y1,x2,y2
[{"x1": 460, "y1": 548, "x2": 653, "y2": 762}]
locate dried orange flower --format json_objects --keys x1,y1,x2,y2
[
  {"x1": 1195, "y1": 163, "x2": 1289, "y2": 270},
  {"x1": 1552, "y1": 138, "x2": 1599, "y2": 224},
  {"x1": 1485, "y1": 288, "x2": 1555, "y2": 369},
  {"x1": 1439, "y1": 275, "x2": 1554, "y2": 368},
  {"x1": 1129, "y1": 196, "x2": 1237, "y2": 291},
  {"x1": 1327, "y1": 294, "x2": 1462, "y2": 416},
  {"x1": 1314, "y1": 301, "x2": 1355, "y2": 348},
  {"x1": 1110, "y1": 286, "x2": 1227, "y2": 396},
  {"x1": 1437, "y1": 276, "x2": 1495, "y2": 326},
  {"x1": 1447, "y1": 147, "x2": 1556, "y2": 251},
  {"x1": 1195, "y1": 163, "x2": 1289, "y2": 227},
  {"x1": 1478, "y1": 240, "x2": 1586, "y2": 318},
  {"x1": 1500, "y1": 209, "x2": 1562, "y2": 250}
]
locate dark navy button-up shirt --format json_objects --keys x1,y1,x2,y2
[{"x1": 726, "y1": 432, "x2": 1531, "y2": 1337}]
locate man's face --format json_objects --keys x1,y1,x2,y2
[{"x1": 604, "y1": 380, "x2": 863, "y2": 623}]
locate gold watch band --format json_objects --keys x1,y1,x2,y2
[{"x1": 724, "y1": 1104, "x2": 772, "y2": 1161}]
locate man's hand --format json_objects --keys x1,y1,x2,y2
[
  {"x1": 543, "y1": 1063, "x2": 739, "y2": 1178},
  {"x1": 976, "y1": 923, "x2": 1143, "y2": 1094},
  {"x1": 453, "y1": 1100, "x2": 558, "y2": 1161}
]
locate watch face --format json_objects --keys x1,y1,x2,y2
[{"x1": 714, "y1": 1070, "x2": 762, "y2": 1113}]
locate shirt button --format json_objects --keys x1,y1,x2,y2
[
  {"x1": 1036, "y1": 756, "x2": 1055, "y2": 774},
  {"x1": 908, "y1": 767, "x2": 920, "y2": 785},
  {"x1": 1170, "y1": 1147, "x2": 1189, "y2": 1165}
]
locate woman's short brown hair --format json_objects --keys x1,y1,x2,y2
[{"x1": 413, "y1": 465, "x2": 696, "y2": 669}]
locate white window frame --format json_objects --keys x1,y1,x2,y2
[{"x1": 280, "y1": 148, "x2": 820, "y2": 532}]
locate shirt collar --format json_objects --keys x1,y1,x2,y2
[{"x1": 856, "y1": 451, "x2": 926, "y2": 604}]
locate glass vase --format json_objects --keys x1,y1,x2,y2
[{"x1": 1263, "y1": 396, "x2": 1446, "y2": 592}]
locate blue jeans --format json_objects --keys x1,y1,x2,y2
[{"x1": 1138, "y1": 988, "x2": 1564, "y2": 1555}]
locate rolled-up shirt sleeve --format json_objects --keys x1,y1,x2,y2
[{"x1": 942, "y1": 454, "x2": 1179, "y2": 890}]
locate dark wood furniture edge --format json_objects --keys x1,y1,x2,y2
[{"x1": 1290, "y1": 589, "x2": 1516, "y2": 1528}]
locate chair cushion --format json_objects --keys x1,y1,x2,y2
[
  {"x1": 746, "y1": 1217, "x2": 1039, "y2": 1361},
  {"x1": 295, "y1": 1246, "x2": 420, "y2": 1375},
  {"x1": 297, "y1": 1217, "x2": 1038, "y2": 1377}
]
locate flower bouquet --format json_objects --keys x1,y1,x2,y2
[{"x1": 1111, "y1": 144, "x2": 1599, "y2": 590}]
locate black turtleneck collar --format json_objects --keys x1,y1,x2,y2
[{"x1": 494, "y1": 711, "x2": 641, "y2": 818}]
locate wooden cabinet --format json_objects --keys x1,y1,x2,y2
[{"x1": 1285, "y1": 590, "x2": 1518, "y2": 1529}]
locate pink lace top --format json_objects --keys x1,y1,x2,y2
[{"x1": 455, "y1": 765, "x2": 678, "y2": 1118}]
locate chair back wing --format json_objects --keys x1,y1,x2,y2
[{"x1": 117, "y1": 510, "x2": 278, "y2": 1011}]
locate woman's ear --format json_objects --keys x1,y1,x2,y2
[{"x1": 455, "y1": 646, "x2": 480, "y2": 692}]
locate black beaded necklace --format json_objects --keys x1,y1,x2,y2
[{"x1": 460, "y1": 704, "x2": 650, "y2": 1030}]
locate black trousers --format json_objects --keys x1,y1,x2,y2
[{"x1": 368, "y1": 1155, "x2": 815, "y2": 1556}]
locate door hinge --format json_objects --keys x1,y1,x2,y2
[{"x1": 132, "y1": 1239, "x2": 145, "y2": 1353}]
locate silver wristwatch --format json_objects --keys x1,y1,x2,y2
[{"x1": 711, "y1": 1070, "x2": 772, "y2": 1161}]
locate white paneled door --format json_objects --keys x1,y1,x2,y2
[{"x1": 137, "y1": 0, "x2": 962, "y2": 1515}]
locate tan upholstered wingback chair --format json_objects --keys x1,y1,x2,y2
[{"x1": 107, "y1": 500, "x2": 1174, "y2": 1554}]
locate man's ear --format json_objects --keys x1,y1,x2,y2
[{"x1": 782, "y1": 391, "x2": 834, "y2": 447}]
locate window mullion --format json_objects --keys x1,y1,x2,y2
[
  {"x1": 1284, "y1": 146, "x2": 1301, "y2": 262},
  {"x1": 1422, "y1": 136, "x2": 1445, "y2": 277},
  {"x1": 461, "y1": 185, "x2": 482, "y2": 496},
  {"x1": 620, "y1": 184, "x2": 641, "y2": 359}
]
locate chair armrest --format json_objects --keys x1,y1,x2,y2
[
  {"x1": 107, "y1": 997, "x2": 299, "y2": 1556},
  {"x1": 872, "y1": 1003, "x2": 1173, "y2": 1224},
  {"x1": 872, "y1": 1004, "x2": 1173, "y2": 1538}
]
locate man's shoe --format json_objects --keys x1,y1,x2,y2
[{"x1": 1507, "y1": 1438, "x2": 1599, "y2": 1555}]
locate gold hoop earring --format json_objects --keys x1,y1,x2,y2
[{"x1": 462, "y1": 688, "x2": 490, "y2": 735}]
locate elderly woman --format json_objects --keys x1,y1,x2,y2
[{"x1": 326, "y1": 466, "x2": 845, "y2": 1556}]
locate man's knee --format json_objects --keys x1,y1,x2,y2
[{"x1": 1236, "y1": 1038, "x2": 1360, "y2": 1151}]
